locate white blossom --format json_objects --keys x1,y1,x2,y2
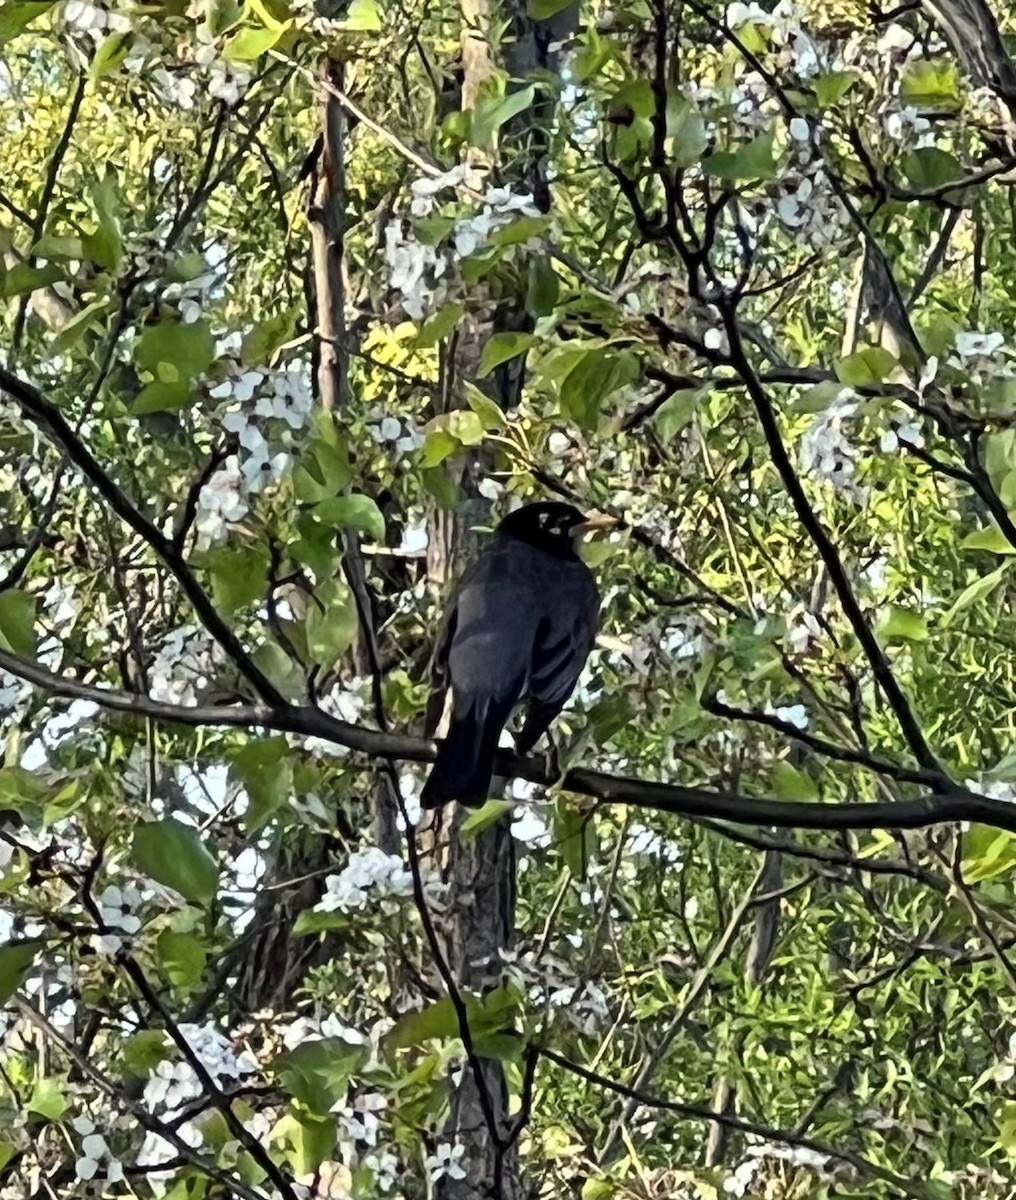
[
  {"x1": 73, "y1": 1119, "x2": 124, "y2": 1185},
  {"x1": 425, "y1": 1142, "x2": 466, "y2": 1183},
  {"x1": 774, "y1": 703, "x2": 809, "y2": 730},
  {"x1": 195, "y1": 455, "x2": 249, "y2": 548},
  {"x1": 241, "y1": 447, "x2": 291, "y2": 494},
  {"x1": 315, "y1": 847, "x2": 419, "y2": 913},
  {"x1": 799, "y1": 387, "x2": 866, "y2": 503},
  {"x1": 787, "y1": 611, "x2": 821, "y2": 655}
]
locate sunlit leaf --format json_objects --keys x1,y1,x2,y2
[
  {"x1": 477, "y1": 332, "x2": 537, "y2": 378},
  {"x1": 273, "y1": 1037, "x2": 367, "y2": 1116},
  {"x1": 0, "y1": 939, "x2": 42, "y2": 1002},
  {"x1": 131, "y1": 819, "x2": 219, "y2": 905},
  {"x1": 0, "y1": 590, "x2": 36, "y2": 657},
  {"x1": 702, "y1": 130, "x2": 775, "y2": 181}
]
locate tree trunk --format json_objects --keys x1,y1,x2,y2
[{"x1": 424, "y1": 2, "x2": 578, "y2": 1196}]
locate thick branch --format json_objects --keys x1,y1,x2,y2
[{"x1": 1, "y1": 647, "x2": 1009, "y2": 836}]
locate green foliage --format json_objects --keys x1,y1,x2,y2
[
  {"x1": 3, "y1": 2, "x2": 1016, "y2": 1196},
  {"x1": 131, "y1": 820, "x2": 219, "y2": 905}
]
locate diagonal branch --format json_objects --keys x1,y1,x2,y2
[
  {"x1": 0, "y1": 364, "x2": 285, "y2": 706},
  {"x1": 719, "y1": 313, "x2": 946, "y2": 782},
  {"x1": 2, "y1": 645, "x2": 1012, "y2": 837}
]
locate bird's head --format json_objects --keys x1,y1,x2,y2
[{"x1": 498, "y1": 502, "x2": 618, "y2": 557}]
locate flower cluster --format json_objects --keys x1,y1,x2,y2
[
  {"x1": 315, "y1": 846, "x2": 431, "y2": 914},
  {"x1": 194, "y1": 360, "x2": 312, "y2": 547},
  {"x1": 725, "y1": 0, "x2": 823, "y2": 78},
  {"x1": 368, "y1": 412, "x2": 426, "y2": 457},
  {"x1": 149, "y1": 625, "x2": 228, "y2": 706},
  {"x1": 72, "y1": 1116, "x2": 124, "y2": 1185},
  {"x1": 92, "y1": 881, "x2": 144, "y2": 956},
  {"x1": 144, "y1": 1022, "x2": 257, "y2": 1116},
  {"x1": 798, "y1": 387, "x2": 866, "y2": 504},
  {"x1": 385, "y1": 168, "x2": 541, "y2": 319},
  {"x1": 947, "y1": 329, "x2": 1015, "y2": 389}
]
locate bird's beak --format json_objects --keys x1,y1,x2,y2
[{"x1": 571, "y1": 512, "x2": 620, "y2": 537}]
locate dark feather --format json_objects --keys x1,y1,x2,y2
[{"x1": 421, "y1": 502, "x2": 603, "y2": 809}]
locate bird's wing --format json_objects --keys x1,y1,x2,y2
[
  {"x1": 527, "y1": 562, "x2": 600, "y2": 705},
  {"x1": 516, "y1": 560, "x2": 599, "y2": 755}
]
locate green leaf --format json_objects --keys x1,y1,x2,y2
[
  {"x1": 311, "y1": 494, "x2": 385, "y2": 541},
  {"x1": 131, "y1": 380, "x2": 193, "y2": 415},
  {"x1": 702, "y1": 129, "x2": 776, "y2": 181},
  {"x1": 472, "y1": 84, "x2": 535, "y2": 148},
  {"x1": 52, "y1": 298, "x2": 115, "y2": 354},
  {"x1": 464, "y1": 382, "x2": 506, "y2": 431},
  {"x1": 419, "y1": 429, "x2": 461, "y2": 468},
  {"x1": 241, "y1": 308, "x2": 297, "y2": 366},
  {"x1": 560, "y1": 347, "x2": 639, "y2": 431},
  {"x1": 665, "y1": 94, "x2": 708, "y2": 168},
  {"x1": 305, "y1": 580, "x2": 358, "y2": 666},
  {"x1": 489, "y1": 215, "x2": 548, "y2": 247},
  {"x1": 0, "y1": 1, "x2": 55, "y2": 47},
  {"x1": 961, "y1": 525, "x2": 1016, "y2": 556},
  {"x1": 420, "y1": 410, "x2": 487, "y2": 465},
  {"x1": 293, "y1": 437, "x2": 351, "y2": 502},
  {"x1": 206, "y1": 0, "x2": 243, "y2": 34},
  {"x1": 415, "y1": 302, "x2": 464, "y2": 349},
  {"x1": 157, "y1": 930, "x2": 207, "y2": 989},
  {"x1": 835, "y1": 346, "x2": 898, "y2": 387},
  {"x1": 0, "y1": 939, "x2": 42, "y2": 1002},
  {"x1": 477, "y1": 332, "x2": 537, "y2": 379},
  {"x1": 121, "y1": 1030, "x2": 170, "y2": 1078},
  {"x1": 961, "y1": 826, "x2": 1016, "y2": 885},
  {"x1": 271, "y1": 1112, "x2": 337, "y2": 1178},
  {"x1": 27, "y1": 1078, "x2": 67, "y2": 1121},
  {"x1": 293, "y1": 908, "x2": 349, "y2": 936},
  {"x1": 460, "y1": 800, "x2": 514, "y2": 839},
  {"x1": 770, "y1": 761, "x2": 818, "y2": 802},
  {"x1": 414, "y1": 215, "x2": 456, "y2": 246},
  {"x1": 386, "y1": 998, "x2": 460, "y2": 1049},
  {"x1": 813, "y1": 70, "x2": 860, "y2": 107},
  {"x1": 528, "y1": 0, "x2": 573, "y2": 16},
  {"x1": 224, "y1": 22, "x2": 288, "y2": 61},
  {"x1": 793, "y1": 380, "x2": 849, "y2": 413},
  {"x1": 554, "y1": 798, "x2": 594, "y2": 877},
  {"x1": 131, "y1": 819, "x2": 219, "y2": 905},
  {"x1": 136, "y1": 319, "x2": 216, "y2": 383},
  {"x1": 30, "y1": 234, "x2": 85, "y2": 261},
  {"x1": 901, "y1": 60, "x2": 961, "y2": 109},
  {"x1": 878, "y1": 605, "x2": 928, "y2": 642},
  {"x1": 526, "y1": 256, "x2": 560, "y2": 318},
  {"x1": 0, "y1": 590, "x2": 36, "y2": 657},
  {"x1": 0, "y1": 261, "x2": 62, "y2": 299},
  {"x1": 207, "y1": 544, "x2": 269, "y2": 616},
  {"x1": 230, "y1": 735, "x2": 294, "y2": 834},
  {"x1": 91, "y1": 30, "x2": 131, "y2": 77},
  {"x1": 82, "y1": 169, "x2": 123, "y2": 271},
  {"x1": 653, "y1": 388, "x2": 704, "y2": 441},
  {"x1": 0, "y1": 1144, "x2": 15, "y2": 1173},
  {"x1": 902, "y1": 147, "x2": 962, "y2": 191},
  {"x1": 274, "y1": 1037, "x2": 367, "y2": 1116},
  {"x1": 941, "y1": 564, "x2": 1010, "y2": 627},
  {"x1": 338, "y1": 0, "x2": 381, "y2": 29}
]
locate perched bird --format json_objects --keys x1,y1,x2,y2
[{"x1": 421, "y1": 501, "x2": 615, "y2": 810}]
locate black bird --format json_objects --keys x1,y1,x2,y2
[{"x1": 421, "y1": 501, "x2": 615, "y2": 810}]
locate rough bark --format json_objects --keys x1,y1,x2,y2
[
  {"x1": 233, "y1": 58, "x2": 355, "y2": 1015},
  {"x1": 921, "y1": 0, "x2": 1016, "y2": 121},
  {"x1": 424, "y1": 3, "x2": 579, "y2": 1196}
]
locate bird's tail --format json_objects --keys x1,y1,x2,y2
[{"x1": 421, "y1": 692, "x2": 515, "y2": 810}]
